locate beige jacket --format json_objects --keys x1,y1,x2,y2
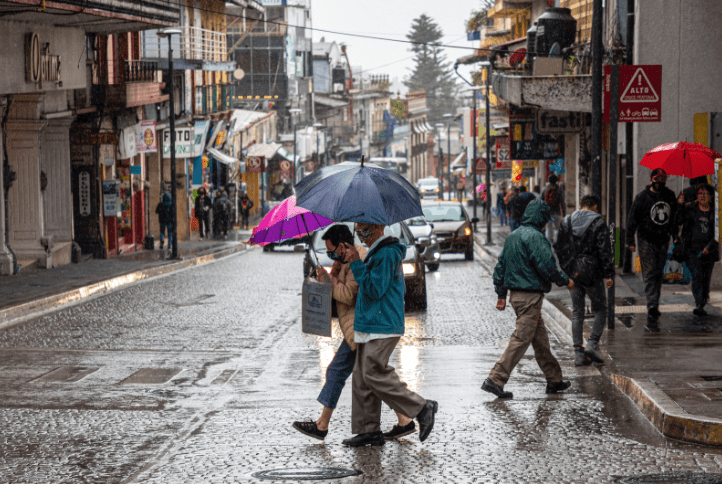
[{"x1": 321, "y1": 245, "x2": 367, "y2": 351}]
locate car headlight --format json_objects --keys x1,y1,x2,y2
[
  {"x1": 430, "y1": 236, "x2": 438, "y2": 244},
  {"x1": 464, "y1": 227, "x2": 472, "y2": 236},
  {"x1": 402, "y1": 263, "x2": 416, "y2": 275},
  {"x1": 435, "y1": 188, "x2": 439, "y2": 192}
]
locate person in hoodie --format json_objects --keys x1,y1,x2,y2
[
  {"x1": 339, "y1": 222, "x2": 438, "y2": 447},
  {"x1": 553, "y1": 195, "x2": 614, "y2": 366},
  {"x1": 482, "y1": 199, "x2": 574, "y2": 400},
  {"x1": 212, "y1": 190, "x2": 232, "y2": 239},
  {"x1": 626, "y1": 168, "x2": 679, "y2": 331},
  {"x1": 155, "y1": 192, "x2": 173, "y2": 249}
]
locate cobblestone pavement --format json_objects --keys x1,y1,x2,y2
[{"x1": 1, "y1": 247, "x2": 722, "y2": 483}]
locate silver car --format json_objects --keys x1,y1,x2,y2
[{"x1": 405, "y1": 216, "x2": 440, "y2": 272}]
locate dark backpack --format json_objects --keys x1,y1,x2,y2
[
  {"x1": 543, "y1": 186, "x2": 562, "y2": 212},
  {"x1": 555, "y1": 216, "x2": 599, "y2": 287}
]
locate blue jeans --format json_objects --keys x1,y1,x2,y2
[
  {"x1": 509, "y1": 219, "x2": 520, "y2": 232},
  {"x1": 159, "y1": 222, "x2": 173, "y2": 247},
  {"x1": 686, "y1": 253, "x2": 713, "y2": 308},
  {"x1": 317, "y1": 340, "x2": 356, "y2": 409},
  {"x1": 499, "y1": 209, "x2": 507, "y2": 226}
]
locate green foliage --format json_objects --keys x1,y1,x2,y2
[
  {"x1": 391, "y1": 99, "x2": 408, "y2": 119},
  {"x1": 403, "y1": 14, "x2": 458, "y2": 124}
]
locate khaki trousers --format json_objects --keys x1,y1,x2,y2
[
  {"x1": 351, "y1": 337, "x2": 426, "y2": 434},
  {"x1": 488, "y1": 291, "x2": 563, "y2": 387}
]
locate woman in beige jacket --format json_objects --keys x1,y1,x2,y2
[{"x1": 293, "y1": 224, "x2": 413, "y2": 441}]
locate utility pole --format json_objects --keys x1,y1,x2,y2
[
  {"x1": 485, "y1": 64, "x2": 492, "y2": 245},
  {"x1": 590, "y1": 0, "x2": 604, "y2": 198},
  {"x1": 471, "y1": 89, "x2": 478, "y2": 233},
  {"x1": 608, "y1": 65, "x2": 619, "y2": 330},
  {"x1": 623, "y1": 0, "x2": 635, "y2": 273}
]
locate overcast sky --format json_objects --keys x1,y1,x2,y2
[{"x1": 311, "y1": 0, "x2": 483, "y2": 94}]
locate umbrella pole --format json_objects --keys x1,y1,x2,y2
[{"x1": 301, "y1": 215, "x2": 321, "y2": 266}]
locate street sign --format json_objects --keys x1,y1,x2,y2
[
  {"x1": 475, "y1": 157, "x2": 487, "y2": 174},
  {"x1": 248, "y1": 156, "x2": 264, "y2": 173},
  {"x1": 604, "y1": 65, "x2": 662, "y2": 123},
  {"x1": 495, "y1": 137, "x2": 510, "y2": 163}
]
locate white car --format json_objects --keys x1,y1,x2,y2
[{"x1": 416, "y1": 177, "x2": 440, "y2": 198}]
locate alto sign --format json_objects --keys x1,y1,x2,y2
[
  {"x1": 536, "y1": 110, "x2": 587, "y2": 134},
  {"x1": 604, "y1": 65, "x2": 662, "y2": 122}
]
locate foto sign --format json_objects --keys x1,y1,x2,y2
[
  {"x1": 162, "y1": 128, "x2": 193, "y2": 158},
  {"x1": 604, "y1": 65, "x2": 662, "y2": 122}
]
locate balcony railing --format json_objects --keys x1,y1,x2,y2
[
  {"x1": 124, "y1": 60, "x2": 158, "y2": 83},
  {"x1": 142, "y1": 26, "x2": 228, "y2": 63}
]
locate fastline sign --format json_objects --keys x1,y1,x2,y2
[{"x1": 604, "y1": 65, "x2": 662, "y2": 123}]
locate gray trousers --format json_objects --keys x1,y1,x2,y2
[
  {"x1": 638, "y1": 238, "x2": 669, "y2": 313},
  {"x1": 351, "y1": 337, "x2": 426, "y2": 434},
  {"x1": 570, "y1": 279, "x2": 607, "y2": 353},
  {"x1": 488, "y1": 291, "x2": 563, "y2": 387}
]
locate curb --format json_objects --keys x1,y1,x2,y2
[
  {"x1": 473, "y1": 235, "x2": 722, "y2": 447},
  {"x1": 0, "y1": 243, "x2": 248, "y2": 332}
]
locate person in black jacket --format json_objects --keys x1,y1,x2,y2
[
  {"x1": 155, "y1": 192, "x2": 173, "y2": 249},
  {"x1": 554, "y1": 195, "x2": 614, "y2": 366},
  {"x1": 626, "y1": 168, "x2": 679, "y2": 331},
  {"x1": 213, "y1": 190, "x2": 232, "y2": 239},
  {"x1": 677, "y1": 185, "x2": 717, "y2": 316},
  {"x1": 194, "y1": 187, "x2": 211, "y2": 240},
  {"x1": 507, "y1": 186, "x2": 536, "y2": 232},
  {"x1": 678, "y1": 175, "x2": 715, "y2": 213}
]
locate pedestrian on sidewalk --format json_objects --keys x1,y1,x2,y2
[
  {"x1": 155, "y1": 192, "x2": 173, "y2": 250},
  {"x1": 626, "y1": 168, "x2": 679, "y2": 331},
  {"x1": 540, "y1": 174, "x2": 565, "y2": 244},
  {"x1": 497, "y1": 185, "x2": 508, "y2": 226},
  {"x1": 553, "y1": 195, "x2": 614, "y2": 366},
  {"x1": 678, "y1": 176, "x2": 715, "y2": 212},
  {"x1": 292, "y1": 224, "x2": 412, "y2": 442},
  {"x1": 213, "y1": 190, "x2": 232, "y2": 239},
  {"x1": 340, "y1": 223, "x2": 438, "y2": 447},
  {"x1": 194, "y1": 187, "x2": 211, "y2": 240},
  {"x1": 508, "y1": 186, "x2": 535, "y2": 232},
  {"x1": 677, "y1": 185, "x2": 718, "y2": 316},
  {"x1": 482, "y1": 199, "x2": 574, "y2": 399},
  {"x1": 239, "y1": 192, "x2": 254, "y2": 230}
]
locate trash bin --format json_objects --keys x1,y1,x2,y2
[{"x1": 144, "y1": 235, "x2": 155, "y2": 250}]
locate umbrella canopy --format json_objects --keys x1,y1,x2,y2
[
  {"x1": 640, "y1": 141, "x2": 722, "y2": 179},
  {"x1": 294, "y1": 161, "x2": 423, "y2": 225},
  {"x1": 249, "y1": 196, "x2": 333, "y2": 246}
]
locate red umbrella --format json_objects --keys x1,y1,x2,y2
[{"x1": 640, "y1": 141, "x2": 722, "y2": 179}]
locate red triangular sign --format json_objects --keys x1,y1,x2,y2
[{"x1": 620, "y1": 68, "x2": 659, "y2": 102}]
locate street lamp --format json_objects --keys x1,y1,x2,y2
[
  {"x1": 157, "y1": 27, "x2": 182, "y2": 260},
  {"x1": 434, "y1": 123, "x2": 444, "y2": 198},
  {"x1": 289, "y1": 108, "x2": 302, "y2": 183},
  {"x1": 443, "y1": 113, "x2": 453, "y2": 201},
  {"x1": 313, "y1": 122, "x2": 323, "y2": 168}
]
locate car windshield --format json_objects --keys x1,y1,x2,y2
[
  {"x1": 422, "y1": 205, "x2": 465, "y2": 222},
  {"x1": 406, "y1": 216, "x2": 427, "y2": 227},
  {"x1": 312, "y1": 222, "x2": 412, "y2": 250},
  {"x1": 418, "y1": 179, "x2": 438, "y2": 187}
]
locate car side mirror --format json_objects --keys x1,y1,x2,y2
[
  {"x1": 471, "y1": 217, "x2": 480, "y2": 224},
  {"x1": 294, "y1": 243, "x2": 308, "y2": 253},
  {"x1": 429, "y1": 223, "x2": 434, "y2": 229},
  {"x1": 416, "y1": 236, "x2": 431, "y2": 247}
]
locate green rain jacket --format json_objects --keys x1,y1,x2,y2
[{"x1": 493, "y1": 199, "x2": 570, "y2": 299}]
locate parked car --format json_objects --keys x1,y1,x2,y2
[
  {"x1": 416, "y1": 177, "x2": 440, "y2": 199},
  {"x1": 302, "y1": 221, "x2": 428, "y2": 311},
  {"x1": 405, "y1": 216, "x2": 440, "y2": 272},
  {"x1": 422, "y1": 201, "x2": 478, "y2": 261}
]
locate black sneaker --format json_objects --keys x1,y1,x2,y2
[
  {"x1": 383, "y1": 421, "x2": 416, "y2": 440},
  {"x1": 583, "y1": 346, "x2": 604, "y2": 364},
  {"x1": 574, "y1": 352, "x2": 592, "y2": 366},
  {"x1": 693, "y1": 306, "x2": 708, "y2": 317},
  {"x1": 481, "y1": 379, "x2": 513, "y2": 399},
  {"x1": 292, "y1": 421, "x2": 328, "y2": 441},
  {"x1": 416, "y1": 400, "x2": 438, "y2": 442},
  {"x1": 545, "y1": 380, "x2": 572, "y2": 394},
  {"x1": 342, "y1": 431, "x2": 384, "y2": 447}
]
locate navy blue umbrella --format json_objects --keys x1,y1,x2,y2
[{"x1": 294, "y1": 160, "x2": 423, "y2": 225}]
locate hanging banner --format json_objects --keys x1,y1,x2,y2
[
  {"x1": 162, "y1": 127, "x2": 193, "y2": 158},
  {"x1": 192, "y1": 120, "x2": 210, "y2": 157},
  {"x1": 116, "y1": 126, "x2": 137, "y2": 160},
  {"x1": 248, "y1": 156, "x2": 264, "y2": 173},
  {"x1": 135, "y1": 121, "x2": 157, "y2": 153}
]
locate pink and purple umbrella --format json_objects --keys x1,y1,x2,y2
[{"x1": 249, "y1": 195, "x2": 334, "y2": 246}]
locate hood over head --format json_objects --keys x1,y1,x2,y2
[
  {"x1": 161, "y1": 192, "x2": 172, "y2": 204},
  {"x1": 570, "y1": 209, "x2": 602, "y2": 237},
  {"x1": 521, "y1": 199, "x2": 552, "y2": 228}
]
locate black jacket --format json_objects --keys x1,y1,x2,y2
[
  {"x1": 677, "y1": 205, "x2": 716, "y2": 255},
  {"x1": 554, "y1": 210, "x2": 615, "y2": 279},
  {"x1": 508, "y1": 192, "x2": 536, "y2": 222},
  {"x1": 625, "y1": 185, "x2": 678, "y2": 246},
  {"x1": 194, "y1": 195, "x2": 211, "y2": 218}
]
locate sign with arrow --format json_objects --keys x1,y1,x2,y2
[{"x1": 604, "y1": 65, "x2": 662, "y2": 123}]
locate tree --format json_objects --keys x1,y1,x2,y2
[{"x1": 403, "y1": 14, "x2": 458, "y2": 124}]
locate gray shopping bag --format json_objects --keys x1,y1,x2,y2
[{"x1": 301, "y1": 277, "x2": 332, "y2": 337}]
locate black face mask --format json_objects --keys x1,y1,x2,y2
[
  {"x1": 327, "y1": 251, "x2": 345, "y2": 262},
  {"x1": 652, "y1": 181, "x2": 666, "y2": 191}
]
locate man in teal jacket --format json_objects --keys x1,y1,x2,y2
[
  {"x1": 341, "y1": 222, "x2": 438, "y2": 447},
  {"x1": 482, "y1": 199, "x2": 574, "y2": 399}
]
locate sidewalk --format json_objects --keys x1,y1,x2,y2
[
  {"x1": 475, "y1": 218, "x2": 722, "y2": 447},
  {"x1": 0, "y1": 227, "x2": 255, "y2": 331}
]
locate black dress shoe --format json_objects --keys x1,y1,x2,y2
[
  {"x1": 693, "y1": 306, "x2": 708, "y2": 317},
  {"x1": 292, "y1": 421, "x2": 328, "y2": 441},
  {"x1": 342, "y1": 431, "x2": 384, "y2": 447},
  {"x1": 648, "y1": 308, "x2": 661, "y2": 320},
  {"x1": 383, "y1": 421, "x2": 416, "y2": 440},
  {"x1": 546, "y1": 380, "x2": 572, "y2": 394},
  {"x1": 416, "y1": 400, "x2": 438, "y2": 442},
  {"x1": 583, "y1": 346, "x2": 604, "y2": 364},
  {"x1": 481, "y1": 379, "x2": 513, "y2": 399}
]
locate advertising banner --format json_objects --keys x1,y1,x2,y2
[{"x1": 136, "y1": 121, "x2": 157, "y2": 153}]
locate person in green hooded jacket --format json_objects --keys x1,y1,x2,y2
[{"x1": 481, "y1": 199, "x2": 574, "y2": 399}]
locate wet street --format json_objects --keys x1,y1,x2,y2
[{"x1": 1, "y1": 247, "x2": 722, "y2": 483}]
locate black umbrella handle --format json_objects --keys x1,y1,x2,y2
[{"x1": 301, "y1": 215, "x2": 321, "y2": 267}]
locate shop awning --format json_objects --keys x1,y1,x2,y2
[
  {"x1": 207, "y1": 147, "x2": 239, "y2": 165},
  {"x1": 277, "y1": 147, "x2": 300, "y2": 164},
  {"x1": 315, "y1": 95, "x2": 348, "y2": 108},
  {"x1": 247, "y1": 142, "x2": 281, "y2": 159},
  {"x1": 450, "y1": 152, "x2": 467, "y2": 169}
]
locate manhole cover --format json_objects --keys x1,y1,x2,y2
[
  {"x1": 616, "y1": 472, "x2": 722, "y2": 483},
  {"x1": 253, "y1": 467, "x2": 362, "y2": 481}
]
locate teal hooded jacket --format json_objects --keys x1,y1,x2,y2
[
  {"x1": 493, "y1": 199, "x2": 569, "y2": 299},
  {"x1": 350, "y1": 237, "x2": 406, "y2": 334}
]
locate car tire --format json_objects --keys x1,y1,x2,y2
[
  {"x1": 465, "y1": 246, "x2": 474, "y2": 261},
  {"x1": 427, "y1": 262, "x2": 440, "y2": 272}
]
